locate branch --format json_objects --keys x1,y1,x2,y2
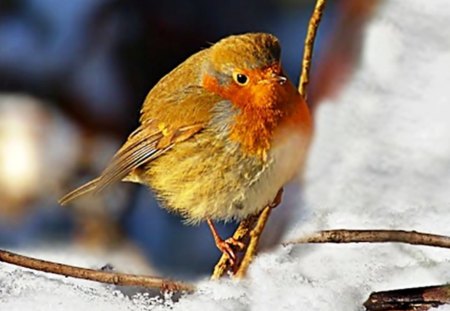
[
  {"x1": 0, "y1": 248, "x2": 195, "y2": 293},
  {"x1": 284, "y1": 229, "x2": 450, "y2": 248},
  {"x1": 234, "y1": 205, "x2": 272, "y2": 278},
  {"x1": 211, "y1": 189, "x2": 282, "y2": 279},
  {"x1": 211, "y1": 214, "x2": 258, "y2": 280},
  {"x1": 364, "y1": 284, "x2": 450, "y2": 311},
  {"x1": 3, "y1": 229, "x2": 449, "y2": 295},
  {"x1": 298, "y1": 0, "x2": 327, "y2": 98}
]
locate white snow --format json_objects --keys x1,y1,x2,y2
[{"x1": 2, "y1": 0, "x2": 450, "y2": 310}]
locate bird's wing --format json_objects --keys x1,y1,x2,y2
[
  {"x1": 93, "y1": 121, "x2": 204, "y2": 193},
  {"x1": 96, "y1": 84, "x2": 222, "y2": 191},
  {"x1": 59, "y1": 85, "x2": 220, "y2": 205}
]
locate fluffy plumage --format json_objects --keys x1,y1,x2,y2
[{"x1": 59, "y1": 32, "x2": 311, "y2": 225}]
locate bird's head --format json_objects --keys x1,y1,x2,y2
[{"x1": 202, "y1": 33, "x2": 297, "y2": 111}]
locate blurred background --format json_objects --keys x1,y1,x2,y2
[{"x1": 0, "y1": 0, "x2": 380, "y2": 279}]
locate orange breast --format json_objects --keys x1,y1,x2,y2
[{"x1": 203, "y1": 72, "x2": 311, "y2": 160}]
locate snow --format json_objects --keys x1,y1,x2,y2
[{"x1": 2, "y1": 0, "x2": 450, "y2": 310}]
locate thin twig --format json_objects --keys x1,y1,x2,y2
[
  {"x1": 364, "y1": 284, "x2": 450, "y2": 311},
  {"x1": 0, "y1": 249, "x2": 195, "y2": 292},
  {"x1": 3, "y1": 229, "x2": 450, "y2": 292},
  {"x1": 299, "y1": 0, "x2": 327, "y2": 98},
  {"x1": 284, "y1": 229, "x2": 450, "y2": 248},
  {"x1": 211, "y1": 189, "x2": 283, "y2": 279},
  {"x1": 211, "y1": 214, "x2": 257, "y2": 280},
  {"x1": 234, "y1": 206, "x2": 272, "y2": 278}
]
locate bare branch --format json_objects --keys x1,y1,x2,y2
[
  {"x1": 0, "y1": 248, "x2": 195, "y2": 292},
  {"x1": 211, "y1": 214, "x2": 258, "y2": 279},
  {"x1": 284, "y1": 229, "x2": 450, "y2": 248},
  {"x1": 211, "y1": 189, "x2": 283, "y2": 279},
  {"x1": 3, "y1": 228, "x2": 450, "y2": 293},
  {"x1": 234, "y1": 205, "x2": 272, "y2": 278},
  {"x1": 364, "y1": 284, "x2": 450, "y2": 311},
  {"x1": 299, "y1": 0, "x2": 327, "y2": 98}
]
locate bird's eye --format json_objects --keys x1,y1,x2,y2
[{"x1": 233, "y1": 72, "x2": 249, "y2": 86}]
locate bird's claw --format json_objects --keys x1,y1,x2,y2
[{"x1": 216, "y1": 238, "x2": 245, "y2": 266}]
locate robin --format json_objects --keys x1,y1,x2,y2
[{"x1": 60, "y1": 33, "x2": 312, "y2": 264}]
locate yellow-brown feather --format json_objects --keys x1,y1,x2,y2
[
  {"x1": 139, "y1": 49, "x2": 219, "y2": 128},
  {"x1": 60, "y1": 32, "x2": 312, "y2": 225},
  {"x1": 136, "y1": 128, "x2": 267, "y2": 223}
]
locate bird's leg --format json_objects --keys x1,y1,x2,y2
[
  {"x1": 207, "y1": 219, "x2": 245, "y2": 266},
  {"x1": 211, "y1": 188, "x2": 285, "y2": 278}
]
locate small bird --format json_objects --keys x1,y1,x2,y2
[{"x1": 60, "y1": 33, "x2": 312, "y2": 263}]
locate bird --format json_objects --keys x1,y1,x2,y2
[{"x1": 59, "y1": 32, "x2": 312, "y2": 264}]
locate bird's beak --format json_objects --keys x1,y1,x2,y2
[
  {"x1": 260, "y1": 73, "x2": 288, "y2": 85},
  {"x1": 259, "y1": 63, "x2": 287, "y2": 85},
  {"x1": 274, "y1": 74, "x2": 287, "y2": 85}
]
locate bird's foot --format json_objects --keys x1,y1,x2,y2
[
  {"x1": 207, "y1": 219, "x2": 245, "y2": 266},
  {"x1": 215, "y1": 237, "x2": 245, "y2": 266}
]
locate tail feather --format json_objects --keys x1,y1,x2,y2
[{"x1": 59, "y1": 177, "x2": 100, "y2": 206}]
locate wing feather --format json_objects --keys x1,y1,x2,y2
[
  {"x1": 59, "y1": 52, "x2": 222, "y2": 206},
  {"x1": 59, "y1": 123, "x2": 203, "y2": 205}
]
